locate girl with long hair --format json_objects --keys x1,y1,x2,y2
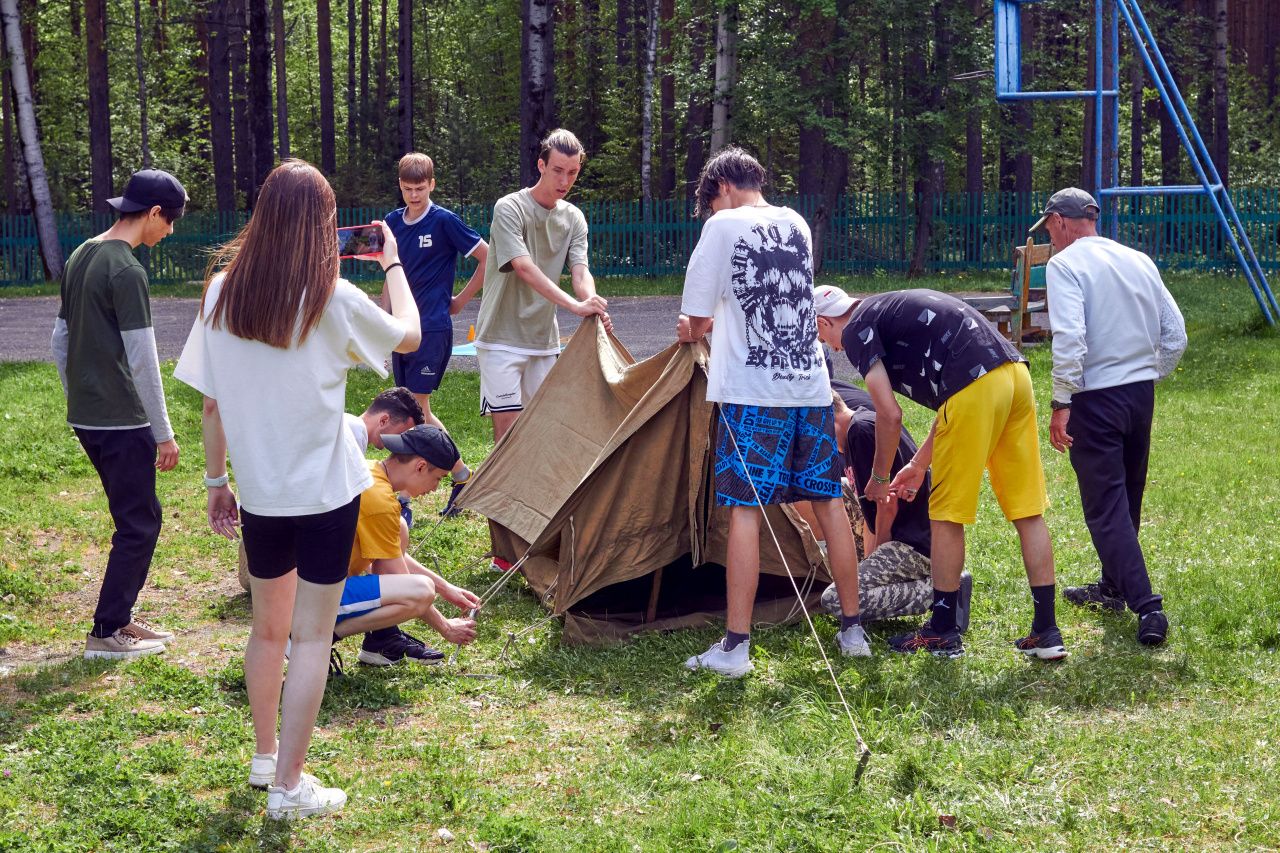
[{"x1": 175, "y1": 160, "x2": 422, "y2": 820}]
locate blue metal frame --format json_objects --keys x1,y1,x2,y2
[{"x1": 993, "y1": 0, "x2": 1278, "y2": 325}]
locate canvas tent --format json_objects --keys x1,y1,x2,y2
[{"x1": 456, "y1": 317, "x2": 841, "y2": 645}]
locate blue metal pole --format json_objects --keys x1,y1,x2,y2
[
  {"x1": 1116, "y1": 0, "x2": 1276, "y2": 323},
  {"x1": 1094, "y1": 0, "x2": 1104, "y2": 200},
  {"x1": 1109, "y1": 0, "x2": 1121, "y2": 239}
]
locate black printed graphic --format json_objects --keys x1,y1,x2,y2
[{"x1": 729, "y1": 223, "x2": 818, "y2": 373}]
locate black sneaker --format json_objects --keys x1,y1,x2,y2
[
  {"x1": 358, "y1": 629, "x2": 445, "y2": 666},
  {"x1": 1137, "y1": 610, "x2": 1168, "y2": 646},
  {"x1": 439, "y1": 480, "x2": 466, "y2": 518},
  {"x1": 1013, "y1": 626, "x2": 1069, "y2": 661},
  {"x1": 888, "y1": 625, "x2": 965, "y2": 658},
  {"x1": 328, "y1": 647, "x2": 345, "y2": 679},
  {"x1": 1063, "y1": 582, "x2": 1125, "y2": 613},
  {"x1": 397, "y1": 630, "x2": 446, "y2": 661},
  {"x1": 955, "y1": 572, "x2": 974, "y2": 634}
]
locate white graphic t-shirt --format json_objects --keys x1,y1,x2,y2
[{"x1": 681, "y1": 205, "x2": 829, "y2": 407}]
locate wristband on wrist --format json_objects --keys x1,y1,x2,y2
[
  {"x1": 203, "y1": 473, "x2": 229, "y2": 488},
  {"x1": 383, "y1": 261, "x2": 403, "y2": 274},
  {"x1": 1050, "y1": 400, "x2": 1072, "y2": 411},
  {"x1": 870, "y1": 472, "x2": 891, "y2": 485}
]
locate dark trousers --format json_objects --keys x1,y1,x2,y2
[
  {"x1": 75, "y1": 427, "x2": 163, "y2": 637},
  {"x1": 1066, "y1": 381, "x2": 1162, "y2": 615}
]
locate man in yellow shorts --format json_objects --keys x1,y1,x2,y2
[{"x1": 814, "y1": 285, "x2": 1063, "y2": 660}]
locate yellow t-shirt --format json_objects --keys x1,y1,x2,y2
[{"x1": 348, "y1": 461, "x2": 403, "y2": 575}]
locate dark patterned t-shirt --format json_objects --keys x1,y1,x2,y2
[{"x1": 841, "y1": 289, "x2": 1023, "y2": 410}]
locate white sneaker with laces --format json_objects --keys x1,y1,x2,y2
[
  {"x1": 684, "y1": 639, "x2": 753, "y2": 678},
  {"x1": 265, "y1": 773, "x2": 347, "y2": 820},
  {"x1": 249, "y1": 752, "x2": 276, "y2": 788},
  {"x1": 836, "y1": 624, "x2": 872, "y2": 657}
]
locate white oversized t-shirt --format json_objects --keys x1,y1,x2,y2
[
  {"x1": 175, "y1": 276, "x2": 404, "y2": 516},
  {"x1": 681, "y1": 205, "x2": 828, "y2": 407}
]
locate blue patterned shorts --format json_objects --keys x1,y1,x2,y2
[{"x1": 714, "y1": 403, "x2": 842, "y2": 506}]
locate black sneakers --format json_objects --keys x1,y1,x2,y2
[
  {"x1": 358, "y1": 628, "x2": 445, "y2": 666},
  {"x1": 1063, "y1": 582, "x2": 1125, "y2": 613},
  {"x1": 888, "y1": 625, "x2": 965, "y2": 659},
  {"x1": 1137, "y1": 610, "x2": 1169, "y2": 646},
  {"x1": 1013, "y1": 626, "x2": 1069, "y2": 661}
]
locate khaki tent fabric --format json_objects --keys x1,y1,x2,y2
[{"x1": 457, "y1": 317, "x2": 834, "y2": 644}]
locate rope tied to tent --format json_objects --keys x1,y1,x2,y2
[{"x1": 715, "y1": 405, "x2": 873, "y2": 785}]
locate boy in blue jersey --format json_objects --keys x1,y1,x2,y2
[{"x1": 385, "y1": 153, "x2": 489, "y2": 514}]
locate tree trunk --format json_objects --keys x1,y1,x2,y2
[
  {"x1": 397, "y1": 0, "x2": 411, "y2": 153},
  {"x1": 580, "y1": 0, "x2": 603, "y2": 155},
  {"x1": 1, "y1": 0, "x2": 62, "y2": 278},
  {"x1": 376, "y1": 0, "x2": 387, "y2": 156},
  {"x1": 908, "y1": 3, "x2": 948, "y2": 277},
  {"x1": 86, "y1": 0, "x2": 112, "y2": 212},
  {"x1": 519, "y1": 0, "x2": 555, "y2": 186},
  {"x1": 346, "y1": 0, "x2": 356, "y2": 164},
  {"x1": 71, "y1": 0, "x2": 82, "y2": 40},
  {"x1": 317, "y1": 0, "x2": 335, "y2": 173},
  {"x1": 133, "y1": 0, "x2": 151, "y2": 167},
  {"x1": 1130, "y1": 54, "x2": 1143, "y2": 186},
  {"x1": 204, "y1": 0, "x2": 236, "y2": 211},
  {"x1": 1211, "y1": 0, "x2": 1228, "y2": 186},
  {"x1": 682, "y1": 1, "x2": 711, "y2": 203},
  {"x1": 656, "y1": 0, "x2": 674, "y2": 198},
  {"x1": 615, "y1": 0, "x2": 630, "y2": 70},
  {"x1": 360, "y1": 0, "x2": 370, "y2": 148},
  {"x1": 248, "y1": 0, "x2": 274, "y2": 198},
  {"x1": 639, "y1": 0, "x2": 657, "y2": 264},
  {"x1": 965, "y1": 0, "x2": 984, "y2": 254},
  {"x1": 709, "y1": 1, "x2": 736, "y2": 153},
  {"x1": 271, "y1": 0, "x2": 288, "y2": 159},
  {"x1": 1, "y1": 39, "x2": 14, "y2": 212},
  {"x1": 229, "y1": 0, "x2": 252, "y2": 204}
]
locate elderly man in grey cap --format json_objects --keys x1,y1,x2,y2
[{"x1": 1032, "y1": 187, "x2": 1187, "y2": 647}]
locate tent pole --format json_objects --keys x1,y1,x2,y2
[{"x1": 645, "y1": 565, "x2": 665, "y2": 623}]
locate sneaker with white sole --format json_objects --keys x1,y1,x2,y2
[
  {"x1": 265, "y1": 773, "x2": 347, "y2": 820},
  {"x1": 1013, "y1": 626, "x2": 1069, "y2": 661},
  {"x1": 84, "y1": 628, "x2": 167, "y2": 660},
  {"x1": 684, "y1": 638, "x2": 753, "y2": 678},
  {"x1": 836, "y1": 624, "x2": 872, "y2": 657},
  {"x1": 249, "y1": 752, "x2": 276, "y2": 788},
  {"x1": 126, "y1": 618, "x2": 174, "y2": 642}
]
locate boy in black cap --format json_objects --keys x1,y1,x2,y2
[
  {"x1": 52, "y1": 168, "x2": 189, "y2": 660},
  {"x1": 334, "y1": 425, "x2": 482, "y2": 670}
]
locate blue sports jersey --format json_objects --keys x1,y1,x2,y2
[{"x1": 384, "y1": 203, "x2": 483, "y2": 332}]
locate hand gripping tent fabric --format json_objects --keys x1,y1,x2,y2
[{"x1": 456, "y1": 316, "x2": 839, "y2": 645}]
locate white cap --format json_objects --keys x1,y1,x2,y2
[{"x1": 813, "y1": 285, "x2": 855, "y2": 318}]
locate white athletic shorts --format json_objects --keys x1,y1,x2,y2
[{"x1": 476, "y1": 348, "x2": 557, "y2": 416}]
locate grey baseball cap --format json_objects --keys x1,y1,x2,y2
[{"x1": 1029, "y1": 187, "x2": 1100, "y2": 233}]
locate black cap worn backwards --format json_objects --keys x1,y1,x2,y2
[
  {"x1": 380, "y1": 425, "x2": 460, "y2": 471},
  {"x1": 107, "y1": 168, "x2": 190, "y2": 213},
  {"x1": 1029, "y1": 187, "x2": 1100, "y2": 233}
]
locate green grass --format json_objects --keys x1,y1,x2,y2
[{"x1": 1, "y1": 273, "x2": 1279, "y2": 850}]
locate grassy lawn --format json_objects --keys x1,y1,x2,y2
[{"x1": 1, "y1": 273, "x2": 1278, "y2": 850}]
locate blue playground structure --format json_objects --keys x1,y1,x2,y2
[{"x1": 994, "y1": 0, "x2": 1280, "y2": 325}]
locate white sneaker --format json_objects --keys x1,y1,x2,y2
[
  {"x1": 836, "y1": 624, "x2": 872, "y2": 657},
  {"x1": 684, "y1": 639, "x2": 753, "y2": 678},
  {"x1": 249, "y1": 752, "x2": 276, "y2": 788},
  {"x1": 265, "y1": 773, "x2": 347, "y2": 820}
]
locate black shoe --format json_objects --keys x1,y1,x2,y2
[
  {"x1": 955, "y1": 572, "x2": 974, "y2": 634},
  {"x1": 888, "y1": 625, "x2": 964, "y2": 659},
  {"x1": 397, "y1": 630, "x2": 445, "y2": 661},
  {"x1": 1063, "y1": 582, "x2": 1125, "y2": 613},
  {"x1": 439, "y1": 480, "x2": 466, "y2": 518},
  {"x1": 1013, "y1": 626, "x2": 1069, "y2": 661},
  {"x1": 1138, "y1": 610, "x2": 1168, "y2": 646},
  {"x1": 358, "y1": 628, "x2": 444, "y2": 666},
  {"x1": 328, "y1": 647, "x2": 345, "y2": 679}
]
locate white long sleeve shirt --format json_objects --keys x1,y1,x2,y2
[{"x1": 1046, "y1": 236, "x2": 1187, "y2": 405}]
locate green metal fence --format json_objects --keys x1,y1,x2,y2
[{"x1": 2, "y1": 190, "x2": 1277, "y2": 286}]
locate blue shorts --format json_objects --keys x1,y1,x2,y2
[
  {"x1": 392, "y1": 329, "x2": 453, "y2": 395},
  {"x1": 335, "y1": 574, "x2": 382, "y2": 623},
  {"x1": 714, "y1": 403, "x2": 842, "y2": 506}
]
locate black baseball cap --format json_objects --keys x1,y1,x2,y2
[
  {"x1": 1029, "y1": 187, "x2": 1100, "y2": 233},
  {"x1": 107, "y1": 169, "x2": 190, "y2": 213},
  {"x1": 381, "y1": 425, "x2": 460, "y2": 470}
]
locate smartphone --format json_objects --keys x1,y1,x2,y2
[{"x1": 337, "y1": 224, "x2": 384, "y2": 258}]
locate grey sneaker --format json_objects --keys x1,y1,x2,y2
[
  {"x1": 836, "y1": 624, "x2": 872, "y2": 657},
  {"x1": 684, "y1": 639, "x2": 754, "y2": 678},
  {"x1": 84, "y1": 629, "x2": 166, "y2": 660},
  {"x1": 265, "y1": 773, "x2": 346, "y2": 820}
]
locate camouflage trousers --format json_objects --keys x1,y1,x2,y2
[{"x1": 821, "y1": 540, "x2": 932, "y2": 623}]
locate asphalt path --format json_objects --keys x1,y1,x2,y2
[{"x1": 0, "y1": 294, "x2": 867, "y2": 382}]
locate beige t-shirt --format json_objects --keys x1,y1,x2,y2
[{"x1": 474, "y1": 188, "x2": 589, "y2": 355}]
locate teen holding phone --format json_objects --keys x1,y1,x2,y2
[{"x1": 175, "y1": 159, "x2": 420, "y2": 821}]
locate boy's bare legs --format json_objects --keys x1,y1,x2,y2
[
  {"x1": 725, "y1": 507, "x2": 762, "y2": 634},
  {"x1": 812, "y1": 498, "x2": 859, "y2": 616},
  {"x1": 1013, "y1": 514, "x2": 1055, "y2": 587},
  {"x1": 491, "y1": 410, "x2": 519, "y2": 444},
  {"x1": 332, "y1": 575, "x2": 436, "y2": 638}
]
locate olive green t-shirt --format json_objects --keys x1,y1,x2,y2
[
  {"x1": 57, "y1": 239, "x2": 153, "y2": 427},
  {"x1": 474, "y1": 188, "x2": 589, "y2": 354}
]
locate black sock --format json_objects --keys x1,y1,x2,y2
[
  {"x1": 1031, "y1": 584, "x2": 1057, "y2": 633},
  {"x1": 365, "y1": 626, "x2": 400, "y2": 646},
  {"x1": 839, "y1": 613, "x2": 862, "y2": 632},
  {"x1": 722, "y1": 630, "x2": 750, "y2": 652},
  {"x1": 928, "y1": 588, "x2": 960, "y2": 634}
]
